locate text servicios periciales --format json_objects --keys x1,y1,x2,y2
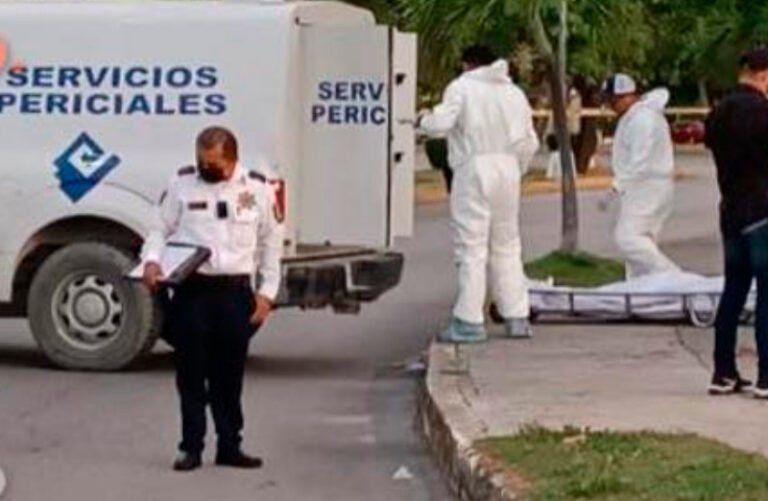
[{"x1": 0, "y1": 65, "x2": 227, "y2": 116}]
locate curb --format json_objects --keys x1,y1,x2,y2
[{"x1": 417, "y1": 346, "x2": 522, "y2": 501}]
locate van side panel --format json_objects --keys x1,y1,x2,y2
[{"x1": 0, "y1": 3, "x2": 295, "y2": 301}]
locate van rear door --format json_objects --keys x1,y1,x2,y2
[
  {"x1": 298, "y1": 25, "x2": 416, "y2": 248},
  {"x1": 388, "y1": 30, "x2": 417, "y2": 243}
]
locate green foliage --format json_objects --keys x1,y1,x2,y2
[
  {"x1": 567, "y1": 0, "x2": 653, "y2": 83},
  {"x1": 396, "y1": 0, "x2": 520, "y2": 93},
  {"x1": 479, "y1": 427, "x2": 768, "y2": 500},
  {"x1": 354, "y1": 0, "x2": 768, "y2": 101},
  {"x1": 395, "y1": 0, "x2": 658, "y2": 90}
]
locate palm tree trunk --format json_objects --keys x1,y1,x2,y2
[
  {"x1": 530, "y1": 7, "x2": 579, "y2": 252},
  {"x1": 548, "y1": 63, "x2": 579, "y2": 252}
]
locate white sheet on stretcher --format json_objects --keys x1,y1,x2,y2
[{"x1": 529, "y1": 271, "x2": 756, "y2": 320}]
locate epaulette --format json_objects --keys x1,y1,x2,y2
[
  {"x1": 248, "y1": 170, "x2": 267, "y2": 183},
  {"x1": 177, "y1": 165, "x2": 196, "y2": 176}
]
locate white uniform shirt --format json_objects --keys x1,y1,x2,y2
[
  {"x1": 420, "y1": 60, "x2": 539, "y2": 172},
  {"x1": 141, "y1": 163, "x2": 284, "y2": 300}
]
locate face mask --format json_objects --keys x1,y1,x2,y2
[{"x1": 197, "y1": 163, "x2": 226, "y2": 184}]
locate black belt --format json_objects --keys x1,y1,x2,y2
[{"x1": 185, "y1": 273, "x2": 251, "y2": 287}]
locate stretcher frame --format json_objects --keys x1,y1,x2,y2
[{"x1": 528, "y1": 288, "x2": 755, "y2": 328}]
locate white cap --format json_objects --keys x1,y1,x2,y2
[{"x1": 601, "y1": 73, "x2": 637, "y2": 97}]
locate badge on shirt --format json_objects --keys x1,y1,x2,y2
[{"x1": 237, "y1": 191, "x2": 256, "y2": 214}]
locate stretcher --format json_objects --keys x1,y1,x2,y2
[{"x1": 521, "y1": 272, "x2": 756, "y2": 328}]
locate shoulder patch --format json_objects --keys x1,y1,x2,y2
[
  {"x1": 177, "y1": 165, "x2": 196, "y2": 176},
  {"x1": 248, "y1": 170, "x2": 267, "y2": 183}
]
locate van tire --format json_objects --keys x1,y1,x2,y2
[{"x1": 27, "y1": 243, "x2": 160, "y2": 370}]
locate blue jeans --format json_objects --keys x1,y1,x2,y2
[{"x1": 714, "y1": 223, "x2": 768, "y2": 379}]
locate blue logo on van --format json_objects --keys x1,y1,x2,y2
[{"x1": 54, "y1": 132, "x2": 121, "y2": 202}]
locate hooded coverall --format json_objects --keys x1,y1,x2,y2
[
  {"x1": 420, "y1": 60, "x2": 539, "y2": 325},
  {"x1": 612, "y1": 89, "x2": 680, "y2": 278}
]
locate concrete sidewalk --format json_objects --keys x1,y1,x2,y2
[
  {"x1": 416, "y1": 151, "x2": 757, "y2": 499},
  {"x1": 421, "y1": 323, "x2": 768, "y2": 500}
]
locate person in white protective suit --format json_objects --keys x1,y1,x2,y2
[
  {"x1": 602, "y1": 74, "x2": 680, "y2": 279},
  {"x1": 418, "y1": 45, "x2": 539, "y2": 343}
]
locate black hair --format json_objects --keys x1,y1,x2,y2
[
  {"x1": 740, "y1": 48, "x2": 768, "y2": 72},
  {"x1": 461, "y1": 45, "x2": 497, "y2": 67},
  {"x1": 196, "y1": 126, "x2": 238, "y2": 161}
]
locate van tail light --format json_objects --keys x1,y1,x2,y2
[{"x1": 269, "y1": 178, "x2": 286, "y2": 223}]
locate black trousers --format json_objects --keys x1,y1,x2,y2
[
  {"x1": 168, "y1": 275, "x2": 255, "y2": 455},
  {"x1": 714, "y1": 223, "x2": 768, "y2": 380},
  {"x1": 441, "y1": 166, "x2": 453, "y2": 194}
]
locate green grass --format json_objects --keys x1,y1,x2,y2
[
  {"x1": 479, "y1": 426, "x2": 768, "y2": 501},
  {"x1": 525, "y1": 251, "x2": 625, "y2": 287}
]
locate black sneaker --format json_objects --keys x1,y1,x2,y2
[
  {"x1": 173, "y1": 451, "x2": 202, "y2": 472},
  {"x1": 708, "y1": 372, "x2": 752, "y2": 395},
  {"x1": 215, "y1": 451, "x2": 263, "y2": 469},
  {"x1": 754, "y1": 379, "x2": 768, "y2": 399}
]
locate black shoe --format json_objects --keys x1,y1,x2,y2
[
  {"x1": 215, "y1": 451, "x2": 263, "y2": 469},
  {"x1": 754, "y1": 379, "x2": 768, "y2": 399},
  {"x1": 173, "y1": 451, "x2": 202, "y2": 472},
  {"x1": 708, "y1": 372, "x2": 752, "y2": 395}
]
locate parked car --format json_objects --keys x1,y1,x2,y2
[{"x1": 671, "y1": 120, "x2": 706, "y2": 144}]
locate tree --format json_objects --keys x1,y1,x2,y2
[
  {"x1": 527, "y1": 0, "x2": 579, "y2": 252},
  {"x1": 399, "y1": 0, "x2": 650, "y2": 252},
  {"x1": 646, "y1": 0, "x2": 768, "y2": 101}
]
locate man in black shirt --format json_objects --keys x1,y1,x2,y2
[{"x1": 705, "y1": 48, "x2": 768, "y2": 398}]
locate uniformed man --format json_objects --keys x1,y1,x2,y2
[{"x1": 141, "y1": 126, "x2": 284, "y2": 471}]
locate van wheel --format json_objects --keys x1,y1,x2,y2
[{"x1": 27, "y1": 243, "x2": 160, "y2": 370}]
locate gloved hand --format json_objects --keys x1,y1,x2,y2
[
  {"x1": 415, "y1": 108, "x2": 431, "y2": 129},
  {"x1": 597, "y1": 188, "x2": 618, "y2": 212}
]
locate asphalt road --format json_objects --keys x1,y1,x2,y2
[
  {"x1": 0, "y1": 150, "x2": 722, "y2": 501},
  {"x1": 0, "y1": 200, "x2": 457, "y2": 501}
]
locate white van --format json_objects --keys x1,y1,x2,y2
[{"x1": 0, "y1": 0, "x2": 417, "y2": 369}]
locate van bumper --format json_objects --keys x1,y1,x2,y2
[{"x1": 277, "y1": 251, "x2": 404, "y2": 313}]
